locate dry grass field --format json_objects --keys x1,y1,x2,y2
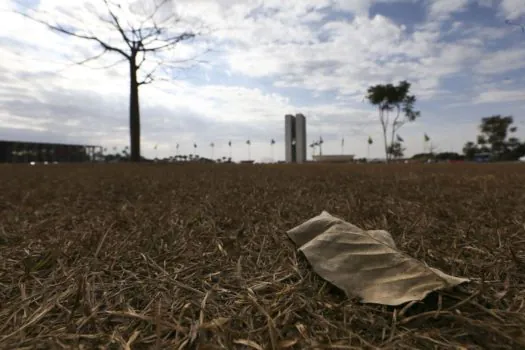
[{"x1": 1, "y1": 163, "x2": 525, "y2": 349}]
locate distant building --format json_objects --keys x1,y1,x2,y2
[
  {"x1": 284, "y1": 114, "x2": 307, "y2": 163},
  {"x1": 473, "y1": 152, "x2": 491, "y2": 163},
  {"x1": 313, "y1": 154, "x2": 355, "y2": 163},
  {"x1": 0, "y1": 140, "x2": 102, "y2": 163}
]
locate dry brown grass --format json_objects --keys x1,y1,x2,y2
[{"x1": 1, "y1": 163, "x2": 525, "y2": 349}]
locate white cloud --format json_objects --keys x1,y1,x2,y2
[
  {"x1": 428, "y1": 0, "x2": 469, "y2": 20},
  {"x1": 499, "y1": 0, "x2": 525, "y2": 20},
  {"x1": 474, "y1": 89, "x2": 525, "y2": 104},
  {"x1": 477, "y1": 0, "x2": 495, "y2": 7},
  {"x1": 475, "y1": 48, "x2": 525, "y2": 75},
  {"x1": 333, "y1": 0, "x2": 372, "y2": 15}
]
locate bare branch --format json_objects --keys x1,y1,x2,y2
[
  {"x1": 13, "y1": 3, "x2": 208, "y2": 83},
  {"x1": 100, "y1": 0, "x2": 132, "y2": 49},
  {"x1": 137, "y1": 0, "x2": 172, "y2": 32},
  {"x1": 57, "y1": 52, "x2": 128, "y2": 74},
  {"x1": 139, "y1": 28, "x2": 164, "y2": 47},
  {"x1": 14, "y1": 10, "x2": 131, "y2": 59},
  {"x1": 71, "y1": 49, "x2": 109, "y2": 67},
  {"x1": 153, "y1": 46, "x2": 211, "y2": 73},
  {"x1": 139, "y1": 26, "x2": 168, "y2": 46},
  {"x1": 140, "y1": 51, "x2": 210, "y2": 87},
  {"x1": 137, "y1": 60, "x2": 163, "y2": 86},
  {"x1": 87, "y1": 57, "x2": 129, "y2": 70},
  {"x1": 137, "y1": 49, "x2": 209, "y2": 86},
  {"x1": 139, "y1": 32, "x2": 197, "y2": 52}
]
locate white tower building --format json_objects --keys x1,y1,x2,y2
[{"x1": 284, "y1": 114, "x2": 307, "y2": 163}]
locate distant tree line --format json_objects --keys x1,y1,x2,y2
[
  {"x1": 365, "y1": 80, "x2": 524, "y2": 162},
  {"x1": 95, "y1": 145, "x2": 235, "y2": 163},
  {"x1": 97, "y1": 114, "x2": 525, "y2": 163},
  {"x1": 406, "y1": 116, "x2": 525, "y2": 162},
  {"x1": 462, "y1": 115, "x2": 525, "y2": 161},
  {"x1": 94, "y1": 81, "x2": 524, "y2": 164}
]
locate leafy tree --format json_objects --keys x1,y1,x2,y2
[
  {"x1": 462, "y1": 141, "x2": 478, "y2": 160},
  {"x1": 435, "y1": 152, "x2": 463, "y2": 161},
  {"x1": 387, "y1": 142, "x2": 405, "y2": 159},
  {"x1": 412, "y1": 152, "x2": 463, "y2": 161},
  {"x1": 246, "y1": 140, "x2": 251, "y2": 160},
  {"x1": 411, "y1": 153, "x2": 432, "y2": 160},
  {"x1": 15, "y1": 0, "x2": 208, "y2": 162},
  {"x1": 463, "y1": 115, "x2": 525, "y2": 161},
  {"x1": 480, "y1": 115, "x2": 515, "y2": 155},
  {"x1": 366, "y1": 81, "x2": 420, "y2": 162},
  {"x1": 121, "y1": 146, "x2": 130, "y2": 159},
  {"x1": 367, "y1": 136, "x2": 373, "y2": 159}
]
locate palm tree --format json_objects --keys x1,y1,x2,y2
[
  {"x1": 270, "y1": 139, "x2": 276, "y2": 161},
  {"x1": 193, "y1": 143, "x2": 197, "y2": 158},
  {"x1": 310, "y1": 141, "x2": 319, "y2": 158},
  {"x1": 228, "y1": 140, "x2": 232, "y2": 159},
  {"x1": 246, "y1": 140, "x2": 251, "y2": 160},
  {"x1": 424, "y1": 133, "x2": 430, "y2": 153},
  {"x1": 210, "y1": 142, "x2": 215, "y2": 159},
  {"x1": 318, "y1": 137, "x2": 324, "y2": 156},
  {"x1": 367, "y1": 136, "x2": 373, "y2": 159}
]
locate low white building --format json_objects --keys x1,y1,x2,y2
[{"x1": 312, "y1": 154, "x2": 355, "y2": 163}]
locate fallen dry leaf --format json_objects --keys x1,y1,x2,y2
[
  {"x1": 233, "y1": 339, "x2": 264, "y2": 350},
  {"x1": 278, "y1": 338, "x2": 298, "y2": 348},
  {"x1": 287, "y1": 211, "x2": 470, "y2": 305}
]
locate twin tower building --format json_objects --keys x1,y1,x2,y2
[{"x1": 284, "y1": 114, "x2": 307, "y2": 163}]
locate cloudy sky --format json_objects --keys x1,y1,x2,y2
[{"x1": 1, "y1": 0, "x2": 524, "y2": 161}]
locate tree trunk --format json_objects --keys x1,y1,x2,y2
[
  {"x1": 380, "y1": 109, "x2": 389, "y2": 163},
  {"x1": 389, "y1": 106, "x2": 401, "y2": 163},
  {"x1": 129, "y1": 55, "x2": 141, "y2": 162}
]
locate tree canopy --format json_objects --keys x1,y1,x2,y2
[
  {"x1": 365, "y1": 80, "x2": 420, "y2": 162},
  {"x1": 463, "y1": 115, "x2": 525, "y2": 161}
]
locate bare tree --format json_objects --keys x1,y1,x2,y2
[
  {"x1": 14, "y1": 0, "x2": 209, "y2": 162},
  {"x1": 365, "y1": 81, "x2": 420, "y2": 162}
]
